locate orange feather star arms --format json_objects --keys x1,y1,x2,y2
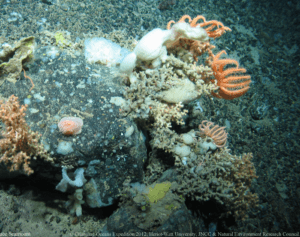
[
  {"x1": 190, "y1": 15, "x2": 232, "y2": 39},
  {"x1": 167, "y1": 15, "x2": 232, "y2": 39},
  {"x1": 211, "y1": 50, "x2": 252, "y2": 100},
  {"x1": 199, "y1": 120, "x2": 227, "y2": 148}
]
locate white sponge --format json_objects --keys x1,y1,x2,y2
[
  {"x1": 84, "y1": 37, "x2": 130, "y2": 66},
  {"x1": 56, "y1": 167, "x2": 87, "y2": 192},
  {"x1": 119, "y1": 52, "x2": 137, "y2": 74}
]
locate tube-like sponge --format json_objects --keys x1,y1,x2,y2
[{"x1": 56, "y1": 167, "x2": 87, "y2": 192}]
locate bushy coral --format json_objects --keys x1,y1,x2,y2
[
  {"x1": 175, "y1": 149, "x2": 258, "y2": 221},
  {"x1": 0, "y1": 95, "x2": 53, "y2": 175},
  {"x1": 119, "y1": 14, "x2": 258, "y2": 222}
]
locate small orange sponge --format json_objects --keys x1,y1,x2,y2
[{"x1": 58, "y1": 117, "x2": 83, "y2": 136}]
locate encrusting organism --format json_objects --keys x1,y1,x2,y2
[
  {"x1": 199, "y1": 120, "x2": 227, "y2": 147},
  {"x1": 58, "y1": 117, "x2": 83, "y2": 136},
  {"x1": 210, "y1": 50, "x2": 252, "y2": 100},
  {"x1": 0, "y1": 95, "x2": 53, "y2": 175}
]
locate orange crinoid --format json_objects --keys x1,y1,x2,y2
[
  {"x1": 167, "y1": 15, "x2": 232, "y2": 39},
  {"x1": 166, "y1": 15, "x2": 231, "y2": 61},
  {"x1": 211, "y1": 50, "x2": 251, "y2": 100},
  {"x1": 199, "y1": 120, "x2": 227, "y2": 148}
]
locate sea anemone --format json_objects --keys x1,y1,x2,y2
[{"x1": 58, "y1": 117, "x2": 83, "y2": 136}]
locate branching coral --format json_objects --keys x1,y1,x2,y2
[
  {"x1": 150, "y1": 101, "x2": 187, "y2": 152},
  {"x1": 120, "y1": 55, "x2": 215, "y2": 152},
  {"x1": 0, "y1": 95, "x2": 54, "y2": 175},
  {"x1": 120, "y1": 14, "x2": 258, "y2": 221},
  {"x1": 176, "y1": 150, "x2": 258, "y2": 221},
  {"x1": 166, "y1": 37, "x2": 215, "y2": 62}
]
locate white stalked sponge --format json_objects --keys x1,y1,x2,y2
[{"x1": 84, "y1": 37, "x2": 130, "y2": 66}]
